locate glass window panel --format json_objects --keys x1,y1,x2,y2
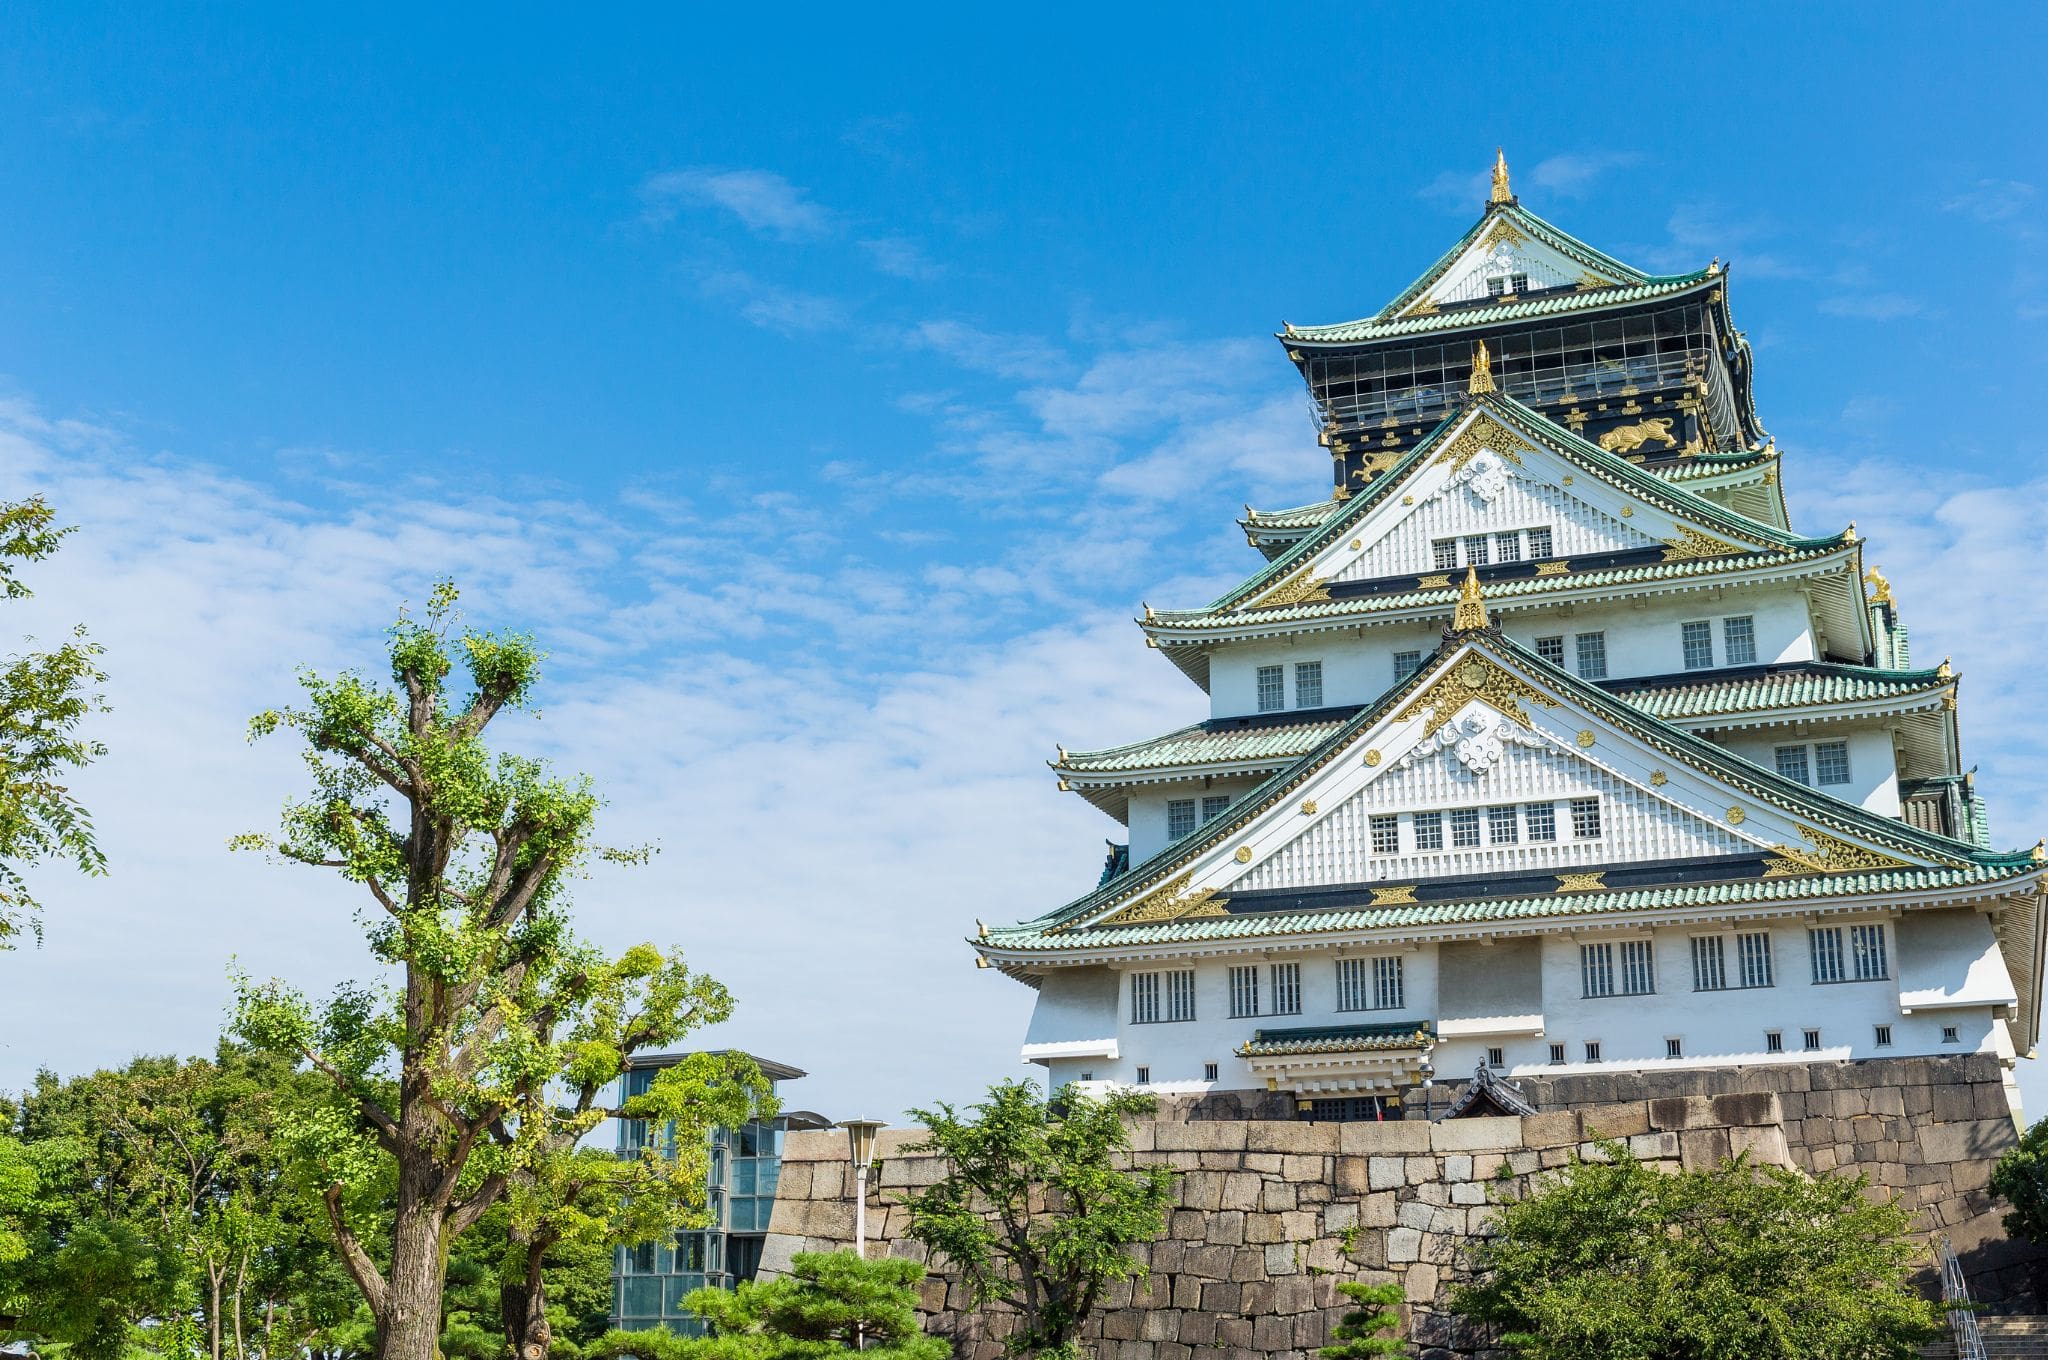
[
  {"x1": 1256, "y1": 666, "x2": 1285, "y2": 712},
  {"x1": 1487, "y1": 806, "x2": 1519, "y2": 844},
  {"x1": 1525, "y1": 802, "x2": 1557, "y2": 842},
  {"x1": 1463, "y1": 534, "x2": 1490, "y2": 566},
  {"x1": 1450, "y1": 807, "x2": 1481, "y2": 847},
  {"x1": 1815, "y1": 742, "x2": 1851, "y2": 786},
  {"x1": 1494, "y1": 531, "x2": 1522, "y2": 562},
  {"x1": 1167, "y1": 799, "x2": 1197, "y2": 840},
  {"x1": 1413, "y1": 811, "x2": 1443, "y2": 851},
  {"x1": 1681, "y1": 620, "x2": 1714, "y2": 670},
  {"x1": 1295, "y1": 661, "x2": 1324, "y2": 709},
  {"x1": 1775, "y1": 746, "x2": 1811, "y2": 785},
  {"x1": 1570, "y1": 797, "x2": 1601, "y2": 839},
  {"x1": 1201, "y1": 795, "x2": 1231, "y2": 823},
  {"x1": 1393, "y1": 650, "x2": 1423, "y2": 682},
  {"x1": 1574, "y1": 632, "x2": 1608, "y2": 679},
  {"x1": 1723, "y1": 615, "x2": 1757, "y2": 665},
  {"x1": 1369, "y1": 814, "x2": 1399, "y2": 854},
  {"x1": 1527, "y1": 526, "x2": 1554, "y2": 558}
]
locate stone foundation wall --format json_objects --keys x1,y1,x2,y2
[{"x1": 762, "y1": 1057, "x2": 2041, "y2": 1358}]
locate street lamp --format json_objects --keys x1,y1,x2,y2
[{"x1": 838, "y1": 1119, "x2": 885, "y2": 1260}]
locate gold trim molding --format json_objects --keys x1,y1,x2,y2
[
  {"x1": 1094, "y1": 870, "x2": 1230, "y2": 927},
  {"x1": 1395, "y1": 653, "x2": 1559, "y2": 739},
  {"x1": 1660, "y1": 528, "x2": 1748, "y2": 562},
  {"x1": 1369, "y1": 885, "x2": 1418, "y2": 906},
  {"x1": 1247, "y1": 567, "x2": 1332, "y2": 611},
  {"x1": 1761, "y1": 825, "x2": 1914, "y2": 878},
  {"x1": 1556, "y1": 872, "x2": 1606, "y2": 893},
  {"x1": 1433, "y1": 413, "x2": 1531, "y2": 476}
]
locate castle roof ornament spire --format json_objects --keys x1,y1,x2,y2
[
  {"x1": 1490, "y1": 148, "x2": 1513, "y2": 205},
  {"x1": 1468, "y1": 339, "x2": 1495, "y2": 394},
  {"x1": 1453, "y1": 564, "x2": 1490, "y2": 632}
]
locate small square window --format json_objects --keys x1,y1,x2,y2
[
  {"x1": 1665, "y1": 1037, "x2": 1683, "y2": 1059},
  {"x1": 1202, "y1": 794, "x2": 1231, "y2": 823},
  {"x1": 1487, "y1": 1046, "x2": 1506, "y2": 1069},
  {"x1": 1570, "y1": 797, "x2": 1602, "y2": 839},
  {"x1": 1450, "y1": 807, "x2": 1481, "y2": 848},
  {"x1": 1584, "y1": 1041, "x2": 1602, "y2": 1063},
  {"x1": 1369, "y1": 814, "x2": 1400, "y2": 855},
  {"x1": 1487, "y1": 805, "x2": 1519, "y2": 844},
  {"x1": 1525, "y1": 802, "x2": 1557, "y2": 842},
  {"x1": 1493, "y1": 531, "x2": 1523, "y2": 563},
  {"x1": 1815, "y1": 741, "x2": 1851, "y2": 786},
  {"x1": 1942, "y1": 1025, "x2": 1960, "y2": 1044},
  {"x1": 1079, "y1": 1071, "x2": 1093, "y2": 1081},
  {"x1": 1463, "y1": 534, "x2": 1490, "y2": 566},
  {"x1": 1413, "y1": 811, "x2": 1444, "y2": 851},
  {"x1": 1535, "y1": 635, "x2": 1566, "y2": 666},
  {"x1": 1723, "y1": 615, "x2": 1757, "y2": 665},
  {"x1": 1775, "y1": 745, "x2": 1811, "y2": 786},
  {"x1": 1548, "y1": 1042, "x2": 1566, "y2": 1065},
  {"x1": 1873, "y1": 1025, "x2": 1892, "y2": 1048},
  {"x1": 1803, "y1": 1029, "x2": 1822, "y2": 1052},
  {"x1": 1135, "y1": 1066, "x2": 1151, "y2": 1085},
  {"x1": 1295, "y1": 661, "x2": 1324, "y2": 709},
  {"x1": 1681, "y1": 620, "x2": 1714, "y2": 670},
  {"x1": 1204, "y1": 1062, "x2": 1219, "y2": 1082},
  {"x1": 1527, "y1": 526, "x2": 1554, "y2": 558},
  {"x1": 1764, "y1": 1030, "x2": 1784, "y2": 1053},
  {"x1": 1256, "y1": 665, "x2": 1285, "y2": 713},
  {"x1": 1167, "y1": 799, "x2": 1197, "y2": 840},
  {"x1": 1393, "y1": 650, "x2": 1423, "y2": 682},
  {"x1": 1432, "y1": 539, "x2": 1459, "y2": 572},
  {"x1": 1574, "y1": 631, "x2": 1608, "y2": 680}
]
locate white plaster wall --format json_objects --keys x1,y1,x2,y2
[
  {"x1": 1022, "y1": 967, "x2": 1122, "y2": 1053},
  {"x1": 1126, "y1": 776, "x2": 1268, "y2": 864},
  {"x1": 1897, "y1": 908, "x2": 2019, "y2": 1011},
  {"x1": 1717, "y1": 725, "x2": 1901, "y2": 815}
]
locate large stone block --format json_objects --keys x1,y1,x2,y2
[
  {"x1": 1204, "y1": 1210, "x2": 1246, "y2": 1246},
  {"x1": 1368, "y1": 1156, "x2": 1407, "y2": 1191},
  {"x1": 1338, "y1": 1120, "x2": 1432, "y2": 1155},
  {"x1": 1679, "y1": 1128, "x2": 1733, "y2": 1168},
  {"x1": 1647, "y1": 1095, "x2": 1716, "y2": 1131},
  {"x1": 1729, "y1": 1124, "x2": 1794, "y2": 1166},
  {"x1": 1520, "y1": 1110, "x2": 1580, "y2": 1148},
  {"x1": 1921, "y1": 1119, "x2": 2018, "y2": 1165},
  {"x1": 1386, "y1": 1227, "x2": 1423, "y2": 1262},
  {"x1": 1430, "y1": 1115, "x2": 1522, "y2": 1152},
  {"x1": 1710, "y1": 1091, "x2": 1782, "y2": 1128},
  {"x1": 1580, "y1": 1103, "x2": 1650, "y2": 1140},
  {"x1": 1154, "y1": 1120, "x2": 1249, "y2": 1152},
  {"x1": 1247, "y1": 1120, "x2": 1338, "y2": 1154}
]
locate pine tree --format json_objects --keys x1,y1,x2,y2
[{"x1": 1319, "y1": 1280, "x2": 1406, "y2": 1358}]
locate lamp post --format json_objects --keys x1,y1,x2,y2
[{"x1": 838, "y1": 1119, "x2": 885, "y2": 1260}]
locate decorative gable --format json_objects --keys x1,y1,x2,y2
[{"x1": 1402, "y1": 212, "x2": 1620, "y2": 316}]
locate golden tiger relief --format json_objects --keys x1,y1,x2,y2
[{"x1": 1597, "y1": 417, "x2": 1677, "y2": 453}]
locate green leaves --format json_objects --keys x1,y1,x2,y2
[
  {"x1": 1453, "y1": 1141, "x2": 1944, "y2": 1360},
  {"x1": 1990, "y1": 1113, "x2": 2048, "y2": 1246},
  {"x1": 1319, "y1": 1280, "x2": 1406, "y2": 1358}
]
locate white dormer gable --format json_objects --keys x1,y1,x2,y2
[{"x1": 1409, "y1": 212, "x2": 1612, "y2": 312}]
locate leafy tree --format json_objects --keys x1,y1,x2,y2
[
  {"x1": 0, "y1": 494, "x2": 108, "y2": 945},
  {"x1": 1453, "y1": 1141, "x2": 1945, "y2": 1360},
  {"x1": 899, "y1": 1081, "x2": 1173, "y2": 1359},
  {"x1": 230, "y1": 584, "x2": 742, "y2": 1360},
  {"x1": 1318, "y1": 1280, "x2": 1405, "y2": 1358}
]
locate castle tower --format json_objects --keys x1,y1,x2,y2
[{"x1": 975, "y1": 156, "x2": 2043, "y2": 1122}]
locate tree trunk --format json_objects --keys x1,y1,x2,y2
[
  {"x1": 499, "y1": 1227, "x2": 552, "y2": 1360},
  {"x1": 209, "y1": 1266, "x2": 225, "y2": 1360},
  {"x1": 233, "y1": 1254, "x2": 248, "y2": 1360},
  {"x1": 378, "y1": 1172, "x2": 450, "y2": 1360}
]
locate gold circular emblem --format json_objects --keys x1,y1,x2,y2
[
  {"x1": 1621, "y1": 506, "x2": 1635, "y2": 518},
  {"x1": 1576, "y1": 730, "x2": 1596, "y2": 748},
  {"x1": 1727, "y1": 807, "x2": 1746, "y2": 825},
  {"x1": 1300, "y1": 799, "x2": 1319, "y2": 816},
  {"x1": 1458, "y1": 660, "x2": 1488, "y2": 690},
  {"x1": 1650, "y1": 770, "x2": 1668, "y2": 786},
  {"x1": 1402, "y1": 495, "x2": 1415, "y2": 505},
  {"x1": 1364, "y1": 748, "x2": 1382, "y2": 766},
  {"x1": 1562, "y1": 475, "x2": 1575, "y2": 486},
  {"x1": 1234, "y1": 846, "x2": 1252, "y2": 864},
  {"x1": 1350, "y1": 538, "x2": 1362, "y2": 551}
]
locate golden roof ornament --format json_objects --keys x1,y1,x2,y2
[
  {"x1": 1490, "y1": 148, "x2": 1512, "y2": 204},
  {"x1": 1938, "y1": 656, "x2": 1953, "y2": 679},
  {"x1": 1453, "y1": 564, "x2": 1490, "y2": 632},
  {"x1": 1865, "y1": 565, "x2": 1894, "y2": 606},
  {"x1": 1468, "y1": 339, "x2": 1496, "y2": 394}
]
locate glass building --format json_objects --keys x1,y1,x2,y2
[{"x1": 610, "y1": 1052, "x2": 828, "y2": 1335}]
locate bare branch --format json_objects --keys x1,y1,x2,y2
[{"x1": 323, "y1": 1183, "x2": 389, "y2": 1321}]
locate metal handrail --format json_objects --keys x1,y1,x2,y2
[{"x1": 1938, "y1": 1233, "x2": 1987, "y2": 1360}]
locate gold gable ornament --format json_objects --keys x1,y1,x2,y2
[
  {"x1": 1660, "y1": 528, "x2": 1747, "y2": 562},
  {"x1": 1452, "y1": 565, "x2": 1490, "y2": 633},
  {"x1": 1761, "y1": 825, "x2": 1914, "y2": 878},
  {"x1": 1433, "y1": 412, "x2": 1531, "y2": 476},
  {"x1": 1490, "y1": 147, "x2": 1513, "y2": 204},
  {"x1": 1468, "y1": 339, "x2": 1495, "y2": 395},
  {"x1": 1396, "y1": 653, "x2": 1558, "y2": 739},
  {"x1": 1247, "y1": 565, "x2": 1332, "y2": 611},
  {"x1": 1093, "y1": 870, "x2": 1230, "y2": 927}
]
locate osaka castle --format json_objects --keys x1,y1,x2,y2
[{"x1": 972, "y1": 153, "x2": 2046, "y2": 1119}]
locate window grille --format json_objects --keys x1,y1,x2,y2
[
  {"x1": 1570, "y1": 797, "x2": 1602, "y2": 839},
  {"x1": 1166, "y1": 970, "x2": 1195, "y2": 1021},
  {"x1": 1581, "y1": 943, "x2": 1616, "y2": 998},
  {"x1": 1534, "y1": 635, "x2": 1565, "y2": 666},
  {"x1": 1413, "y1": 811, "x2": 1444, "y2": 851},
  {"x1": 1574, "y1": 631, "x2": 1608, "y2": 679},
  {"x1": 1270, "y1": 963, "x2": 1302, "y2": 1015},
  {"x1": 1666, "y1": 1037, "x2": 1683, "y2": 1058},
  {"x1": 1393, "y1": 650, "x2": 1423, "y2": 682},
  {"x1": 1874, "y1": 1025, "x2": 1892, "y2": 1048},
  {"x1": 1815, "y1": 741, "x2": 1851, "y2": 786},
  {"x1": 1463, "y1": 534, "x2": 1490, "y2": 566},
  {"x1": 1548, "y1": 1042, "x2": 1566, "y2": 1065},
  {"x1": 1775, "y1": 745, "x2": 1811, "y2": 785},
  {"x1": 1450, "y1": 807, "x2": 1481, "y2": 847},
  {"x1": 1204, "y1": 1062, "x2": 1219, "y2": 1081},
  {"x1": 1525, "y1": 802, "x2": 1557, "y2": 841},
  {"x1": 1295, "y1": 661, "x2": 1324, "y2": 709},
  {"x1": 1369, "y1": 814, "x2": 1399, "y2": 854},
  {"x1": 1336, "y1": 958, "x2": 1368, "y2": 1011},
  {"x1": 1131, "y1": 972, "x2": 1160, "y2": 1024},
  {"x1": 1256, "y1": 665, "x2": 1285, "y2": 712},
  {"x1": 1584, "y1": 1041, "x2": 1602, "y2": 1063},
  {"x1": 1809, "y1": 927, "x2": 1846, "y2": 983},
  {"x1": 1202, "y1": 795, "x2": 1230, "y2": 823},
  {"x1": 1228, "y1": 965, "x2": 1259, "y2": 1018},
  {"x1": 1487, "y1": 1046, "x2": 1506, "y2": 1068},
  {"x1": 1681, "y1": 620, "x2": 1714, "y2": 670},
  {"x1": 1136, "y1": 1065, "x2": 1150, "y2": 1084},
  {"x1": 1167, "y1": 799, "x2": 1197, "y2": 840},
  {"x1": 1338, "y1": 956, "x2": 1403, "y2": 1011},
  {"x1": 1765, "y1": 1030, "x2": 1784, "y2": 1053},
  {"x1": 1803, "y1": 1029, "x2": 1822, "y2": 1052},
  {"x1": 1488, "y1": 805, "x2": 1519, "y2": 844},
  {"x1": 1723, "y1": 615, "x2": 1757, "y2": 665},
  {"x1": 1850, "y1": 924, "x2": 1888, "y2": 980},
  {"x1": 1619, "y1": 940, "x2": 1656, "y2": 995},
  {"x1": 1133, "y1": 971, "x2": 1195, "y2": 1023},
  {"x1": 1373, "y1": 956, "x2": 1404, "y2": 1010},
  {"x1": 1432, "y1": 539, "x2": 1458, "y2": 571},
  {"x1": 1527, "y1": 526, "x2": 1554, "y2": 558},
  {"x1": 1691, "y1": 935, "x2": 1726, "y2": 991},
  {"x1": 1737, "y1": 931, "x2": 1774, "y2": 988},
  {"x1": 1942, "y1": 1025, "x2": 1959, "y2": 1044},
  {"x1": 1494, "y1": 530, "x2": 1522, "y2": 562}
]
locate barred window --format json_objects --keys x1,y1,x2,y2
[
  {"x1": 1584, "y1": 1041, "x2": 1603, "y2": 1063},
  {"x1": 1619, "y1": 940, "x2": 1656, "y2": 995},
  {"x1": 1131, "y1": 971, "x2": 1160, "y2": 1024},
  {"x1": 1270, "y1": 962, "x2": 1302, "y2": 1015},
  {"x1": 1494, "y1": 530, "x2": 1523, "y2": 562},
  {"x1": 1548, "y1": 1042, "x2": 1566, "y2": 1065},
  {"x1": 1723, "y1": 615, "x2": 1757, "y2": 665},
  {"x1": 1204, "y1": 1061, "x2": 1219, "y2": 1081},
  {"x1": 1525, "y1": 802, "x2": 1557, "y2": 842},
  {"x1": 1228, "y1": 965, "x2": 1259, "y2": 1019},
  {"x1": 1373, "y1": 955, "x2": 1404, "y2": 1010},
  {"x1": 1202, "y1": 795, "x2": 1231, "y2": 823},
  {"x1": 1256, "y1": 665, "x2": 1285, "y2": 713},
  {"x1": 1370, "y1": 814, "x2": 1400, "y2": 855},
  {"x1": 1815, "y1": 741, "x2": 1851, "y2": 786},
  {"x1": 1335, "y1": 958, "x2": 1368, "y2": 1011},
  {"x1": 1132, "y1": 970, "x2": 1195, "y2": 1023},
  {"x1": 1432, "y1": 539, "x2": 1458, "y2": 571},
  {"x1": 1527, "y1": 526, "x2": 1554, "y2": 558},
  {"x1": 1681, "y1": 620, "x2": 1714, "y2": 670},
  {"x1": 1450, "y1": 807, "x2": 1481, "y2": 847},
  {"x1": 1337, "y1": 956, "x2": 1403, "y2": 1011},
  {"x1": 1136, "y1": 1065, "x2": 1150, "y2": 1084},
  {"x1": 1413, "y1": 811, "x2": 1444, "y2": 851},
  {"x1": 1581, "y1": 943, "x2": 1616, "y2": 998},
  {"x1": 1775, "y1": 745, "x2": 1810, "y2": 785},
  {"x1": 1166, "y1": 970, "x2": 1195, "y2": 1021},
  {"x1": 1535, "y1": 635, "x2": 1566, "y2": 666},
  {"x1": 1691, "y1": 935, "x2": 1726, "y2": 991},
  {"x1": 1488, "y1": 805, "x2": 1519, "y2": 844},
  {"x1": 1295, "y1": 661, "x2": 1324, "y2": 709},
  {"x1": 1570, "y1": 797, "x2": 1602, "y2": 839},
  {"x1": 1942, "y1": 1025, "x2": 1959, "y2": 1044},
  {"x1": 1392, "y1": 650, "x2": 1423, "y2": 682},
  {"x1": 1851, "y1": 923, "x2": 1888, "y2": 980},
  {"x1": 1737, "y1": 931, "x2": 1774, "y2": 988},
  {"x1": 1167, "y1": 799, "x2": 1197, "y2": 840},
  {"x1": 1574, "y1": 631, "x2": 1608, "y2": 680},
  {"x1": 1666, "y1": 1037, "x2": 1683, "y2": 1058},
  {"x1": 1765, "y1": 1030, "x2": 1784, "y2": 1053},
  {"x1": 1803, "y1": 1029, "x2": 1822, "y2": 1052},
  {"x1": 1463, "y1": 534, "x2": 1490, "y2": 566},
  {"x1": 1874, "y1": 1025, "x2": 1892, "y2": 1048},
  {"x1": 1809, "y1": 927, "x2": 1846, "y2": 983}
]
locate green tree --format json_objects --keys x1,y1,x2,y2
[
  {"x1": 1453, "y1": 1141, "x2": 1945, "y2": 1360},
  {"x1": 0, "y1": 494, "x2": 108, "y2": 945},
  {"x1": 230, "y1": 584, "x2": 740, "y2": 1360},
  {"x1": 899, "y1": 1081, "x2": 1173, "y2": 1359},
  {"x1": 1318, "y1": 1281, "x2": 1405, "y2": 1358}
]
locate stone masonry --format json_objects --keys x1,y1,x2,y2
[{"x1": 761, "y1": 1056, "x2": 2043, "y2": 1359}]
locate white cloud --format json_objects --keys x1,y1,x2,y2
[
  {"x1": 860, "y1": 236, "x2": 945, "y2": 281},
  {"x1": 1943, "y1": 179, "x2": 2037, "y2": 226},
  {"x1": 696, "y1": 268, "x2": 847, "y2": 335},
  {"x1": 907, "y1": 321, "x2": 1072, "y2": 382},
  {"x1": 640, "y1": 168, "x2": 835, "y2": 241},
  {"x1": 1816, "y1": 293, "x2": 1924, "y2": 321}
]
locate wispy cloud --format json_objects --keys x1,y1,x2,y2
[
  {"x1": 697, "y1": 268, "x2": 847, "y2": 335},
  {"x1": 1638, "y1": 203, "x2": 1807, "y2": 279},
  {"x1": 1816, "y1": 293, "x2": 1923, "y2": 321},
  {"x1": 859, "y1": 236, "x2": 945, "y2": 281},
  {"x1": 908, "y1": 320, "x2": 1072, "y2": 382},
  {"x1": 1419, "y1": 151, "x2": 1638, "y2": 210},
  {"x1": 1943, "y1": 178, "x2": 2038, "y2": 227},
  {"x1": 639, "y1": 167, "x2": 835, "y2": 241}
]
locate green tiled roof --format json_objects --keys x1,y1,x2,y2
[
  {"x1": 1284, "y1": 275, "x2": 1713, "y2": 345},
  {"x1": 1652, "y1": 451, "x2": 1775, "y2": 483},
  {"x1": 984, "y1": 861, "x2": 2039, "y2": 952},
  {"x1": 1057, "y1": 715, "x2": 1347, "y2": 775},
  {"x1": 1244, "y1": 499, "x2": 1342, "y2": 531},
  {"x1": 1242, "y1": 1022, "x2": 1435, "y2": 1057}
]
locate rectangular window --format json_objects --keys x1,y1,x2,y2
[
  {"x1": 1494, "y1": 531, "x2": 1523, "y2": 562},
  {"x1": 1136, "y1": 1065, "x2": 1150, "y2": 1084},
  {"x1": 1585, "y1": 1041, "x2": 1603, "y2": 1063},
  {"x1": 1570, "y1": 797, "x2": 1602, "y2": 840},
  {"x1": 1737, "y1": 931, "x2": 1774, "y2": 989},
  {"x1": 1373, "y1": 955, "x2": 1404, "y2": 1010},
  {"x1": 1815, "y1": 741, "x2": 1851, "y2": 786},
  {"x1": 1295, "y1": 661, "x2": 1324, "y2": 709},
  {"x1": 1619, "y1": 940, "x2": 1656, "y2": 995},
  {"x1": 1874, "y1": 1025, "x2": 1892, "y2": 1048},
  {"x1": 1392, "y1": 650, "x2": 1423, "y2": 682},
  {"x1": 1270, "y1": 963, "x2": 1302, "y2": 1015},
  {"x1": 1850, "y1": 923, "x2": 1888, "y2": 980},
  {"x1": 1548, "y1": 1042, "x2": 1566, "y2": 1065},
  {"x1": 1132, "y1": 970, "x2": 1195, "y2": 1023},
  {"x1": 1166, "y1": 970, "x2": 1195, "y2": 1021},
  {"x1": 1723, "y1": 615, "x2": 1757, "y2": 665},
  {"x1": 1228, "y1": 965, "x2": 1259, "y2": 1019},
  {"x1": 1487, "y1": 1046, "x2": 1506, "y2": 1068},
  {"x1": 1775, "y1": 745, "x2": 1811, "y2": 786},
  {"x1": 1942, "y1": 1025, "x2": 1960, "y2": 1044},
  {"x1": 1765, "y1": 1030, "x2": 1784, "y2": 1053},
  {"x1": 1681, "y1": 620, "x2": 1715, "y2": 670},
  {"x1": 1526, "y1": 802, "x2": 1557, "y2": 842},
  {"x1": 1527, "y1": 526, "x2": 1554, "y2": 558},
  {"x1": 1204, "y1": 1061, "x2": 1219, "y2": 1081},
  {"x1": 1413, "y1": 811, "x2": 1444, "y2": 851},
  {"x1": 1666, "y1": 1037, "x2": 1683, "y2": 1059},
  {"x1": 1691, "y1": 935, "x2": 1727, "y2": 992},
  {"x1": 1370, "y1": 814, "x2": 1400, "y2": 855},
  {"x1": 1809, "y1": 927, "x2": 1846, "y2": 984},
  {"x1": 1256, "y1": 665, "x2": 1285, "y2": 713},
  {"x1": 1488, "y1": 805, "x2": 1519, "y2": 844},
  {"x1": 1202, "y1": 795, "x2": 1231, "y2": 823},
  {"x1": 1432, "y1": 539, "x2": 1458, "y2": 572},
  {"x1": 1337, "y1": 956, "x2": 1403, "y2": 1011},
  {"x1": 1131, "y1": 972, "x2": 1160, "y2": 1024},
  {"x1": 1574, "y1": 631, "x2": 1608, "y2": 680},
  {"x1": 1581, "y1": 942, "x2": 1616, "y2": 998},
  {"x1": 1335, "y1": 958, "x2": 1368, "y2": 1011},
  {"x1": 1535, "y1": 635, "x2": 1566, "y2": 666},
  {"x1": 1803, "y1": 1029, "x2": 1822, "y2": 1052},
  {"x1": 1450, "y1": 807, "x2": 1481, "y2": 848},
  {"x1": 1167, "y1": 799, "x2": 1197, "y2": 841},
  {"x1": 1463, "y1": 534, "x2": 1490, "y2": 566}
]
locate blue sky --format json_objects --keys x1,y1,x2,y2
[{"x1": 2, "y1": 5, "x2": 2046, "y2": 1121}]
